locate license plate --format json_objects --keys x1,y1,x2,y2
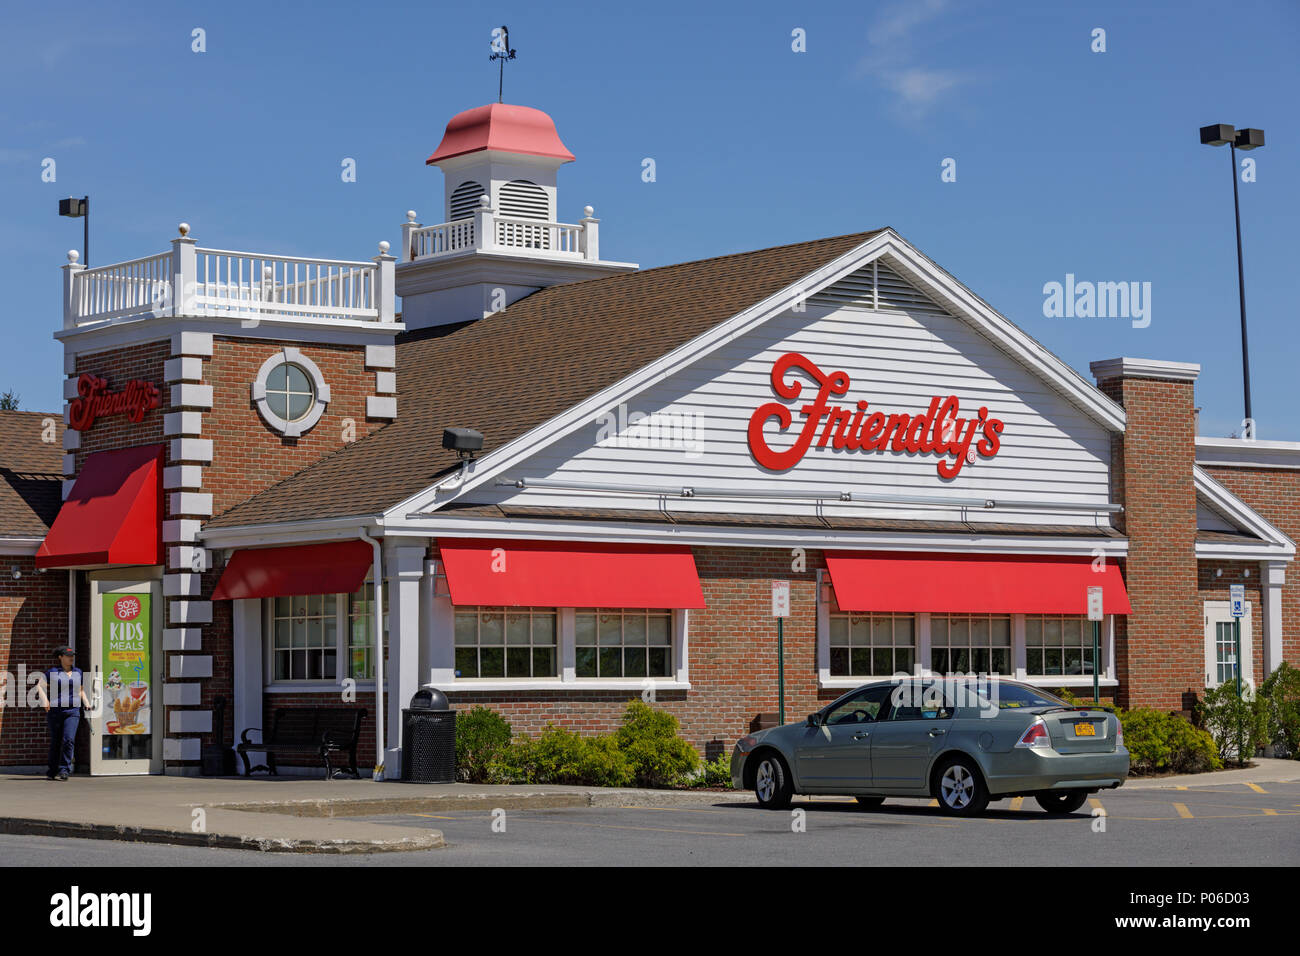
[{"x1": 1073, "y1": 722, "x2": 1097, "y2": 737}]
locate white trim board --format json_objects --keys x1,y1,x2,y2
[
  {"x1": 1196, "y1": 437, "x2": 1300, "y2": 471},
  {"x1": 381, "y1": 515, "x2": 1128, "y2": 556}
]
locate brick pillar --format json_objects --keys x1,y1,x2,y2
[{"x1": 1090, "y1": 358, "x2": 1202, "y2": 712}]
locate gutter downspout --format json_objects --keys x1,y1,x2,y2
[{"x1": 359, "y1": 529, "x2": 385, "y2": 780}]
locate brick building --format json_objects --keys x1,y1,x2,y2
[{"x1": 0, "y1": 101, "x2": 1294, "y2": 776}]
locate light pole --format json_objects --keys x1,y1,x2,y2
[
  {"x1": 59, "y1": 196, "x2": 89, "y2": 266},
  {"x1": 1199, "y1": 124, "x2": 1265, "y2": 433}
]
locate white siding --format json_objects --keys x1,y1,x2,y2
[
  {"x1": 1197, "y1": 499, "x2": 1240, "y2": 533},
  {"x1": 469, "y1": 268, "x2": 1118, "y2": 528}
]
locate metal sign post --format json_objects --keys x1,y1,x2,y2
[
  {"x1": 1229, "y1": 585, "x2": 1245, "y2": 697},
  {"x1": 1086, "y1": 586, "x2": 1103, "y2": 703},
  {"x1": 772, "y1": 581, "x2": 790, "y2": 725}
]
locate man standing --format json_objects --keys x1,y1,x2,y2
[{"x1": 36, "y1": 646, "x2": 91, "y2": 780}]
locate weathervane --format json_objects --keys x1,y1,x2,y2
[{"x1": 489, "y1": 25, "x2": 516, "y2": 103}]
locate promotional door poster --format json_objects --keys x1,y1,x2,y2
[{"x1": 103, "y1": 593, "x2": 150, "y2": 735}]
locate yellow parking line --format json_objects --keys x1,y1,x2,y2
[
  {"x1": 1009, "y1": 796, "x2": 1024, "y2": 811},
  {"x1": 1089, "y1": 797, "x2": 1105, "y2": 813},
  {"x1": 411, "y1": 813, "x2": 457, "y2": 820},
  {"x1": 1175, "y1": 785, "x2": 1188, "y2": 790},
  {"x1": 1246, "y1": 783, "x2": 1268, "y2": 794},
  {"x1": 1263, "y1": 808, "x2": 1278, "y2": 816},
  {"x1": 1173, "y1": 802, "x2": 1194, "y2": 819},
  {"x1": 928, "y1": 799, "x2": 939, "y2": 807}
]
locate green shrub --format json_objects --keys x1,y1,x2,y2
[
  {"x1": 455, "y1": 706, "x2": 513, "y2": 783},
  {"x1": 1258, "y1": 663, "x2": 1300, "y2": 758},
  {"x1": 1198, "y1": 682, "x2": 1266, "y2": 765},
  {"x1": 1119, "y1": 707, "x2": 1220, "y2": 775},
  {"x1": 615, "y1": 699, "x2": 700, "y2": 787},
  {"x1": 698, "y1": 753, "x2": 734, "y2": 788},
  {"x1": 500, "y1": 725, "x2": 634, "y2": 788}
]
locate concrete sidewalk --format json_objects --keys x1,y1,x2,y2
[
  {"x1": 0, "y1": 771, "x2": 749, "y2": 853},
  {"x1": 2, "y1": 758, "x2": 1295, "y2": 854},
  {"x1": 1120, "y1": 757, "x2": 1300, "y2": 790}
]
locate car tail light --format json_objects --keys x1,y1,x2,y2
[
  {"x1": 1115, "y1": 719, "x2": 1124, "y2": 747},
  {"x1": 1015, "y1": 719, "x2": 1052, "y2": 749}
]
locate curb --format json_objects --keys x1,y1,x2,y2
[
  {"x1": 207, "y1": 788, "x2": 752, "y2": 817},
  {"x1": 0, "y1": 816, "x2": 443, "y2": 853}
]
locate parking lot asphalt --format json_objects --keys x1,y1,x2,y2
[{"x1": 4, "y1": 780, "x2": 1296, "y2": 866}]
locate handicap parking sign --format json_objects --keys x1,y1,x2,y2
[{"x1": 1230, "y1": 584, "x2": 1245, "y2": 618}]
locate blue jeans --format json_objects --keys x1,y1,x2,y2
[{"x1": 46, "y1": 708, "x2": 79, "y2": 776}]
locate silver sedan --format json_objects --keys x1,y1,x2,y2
[{"x1": 732, "y1": 678, "x2": 1128, "y2": 815}]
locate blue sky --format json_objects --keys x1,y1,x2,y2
[{"x1": 2, "y1": 0, "x2": 1296, "y2": 439}]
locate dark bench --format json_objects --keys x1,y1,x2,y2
[{"x1": 236, "y1": 707, "x2": 366, "y2": 779}]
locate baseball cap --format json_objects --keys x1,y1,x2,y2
[{"x1": 53, "y1": 646, "x2": 75, "y2": 658}]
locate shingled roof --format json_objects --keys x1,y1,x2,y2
[
  {"x1": 206, "y1": 230, "x2": 883, "y2": 529},
  {"x1": 0, "y1": 410, "x2": 65, "y2": 537}
]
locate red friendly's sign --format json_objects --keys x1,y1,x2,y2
[
  {"x1": 68, "y1": 373, "x2": 161, "y2": 431},
  {"x1": 746, "y1": 352, "x2": 1004, "y2": 479}
]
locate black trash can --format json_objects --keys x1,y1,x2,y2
[{"x1": 401, "y1": 686, "x2": 456, "y2": 783}]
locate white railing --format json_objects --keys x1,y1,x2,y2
[
  {"x1": 409, "y1": 219, "x2": 475, "y2": 259},
  {"x1": 62, "y1": 228, "x2": 396, "y2": 328},
  {"x1": 193, "y1": 249, "x2": 376, "y2": 321},
  {"x1": 400, "y1": 204, "x2": 600, "y2": 264},
  {"x1": 72, "y1": 252, "x2": 173, "y2": 323},
  {"x1": 494, "y1": 216, "x2": 583, "y2": 255}
]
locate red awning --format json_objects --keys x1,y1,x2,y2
[
  {"x1": 825, "y1": 550, "x2": 1132, "y2": 615},
  {"x1": 438, "y1": 539, "x2": 706, "y2": 608},
  {"x1": 36, "y1": 444, "x2": 164, "y2": 569},
  {"x1": 212, "y1": 540, "x2": 374, "y2": 600}
]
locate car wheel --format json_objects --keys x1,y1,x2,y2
[
  {"x1": 753, "y1": 752, "x2": 793, "y2": 810},
  {"x1": 934, "y1": 757, "x2": 989, "y2": 816},
  {"x1": 855, "y1": 796, "x2": 885, "y2": 808},
  {"x1": 1035, "y1": 790, "x2": 1089, "y2": 814}
]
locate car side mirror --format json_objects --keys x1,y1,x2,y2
[{"x1": 806, "y1": 712, "x2": 823, "y2": 727}]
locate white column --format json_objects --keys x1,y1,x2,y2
[
  {"x1": 373, "y1": 243, "x2": 396, "y2": 322},
  {"x1": 1262, "y1": 561, "x2": 1286, "y2": 677},
  {"x1": 400, "y1": 211, "x2": 420, "y2": 263},
  {"x1": 231, "y1": 598, "x2": 264, "y2": 772},
  {"x1": 171, "y1": 226, "x2": 197, "y2": 316},
  {"x1": 384, "y1": 542, "x2": 428, "y2": 775},
  {"x1": 473, "y1": 194, "x2": 495, "y2": 253},
  {"x1": 427, "y1": 562, "x2": 457, "y2": 685},
  {"x1": 581, "y1": 206, "x2": 600, "y2": 261},
  {"x1": 62, "y1": 253, "x2": 85, "y2": 329}
]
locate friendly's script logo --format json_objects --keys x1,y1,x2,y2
[{"x1": 746, "y1": 352, "x2": 1005, "y2": 479}]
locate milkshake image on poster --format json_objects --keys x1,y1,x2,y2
[{"x1": 104, "y1": 594, "x2": 150, "y2": 736}]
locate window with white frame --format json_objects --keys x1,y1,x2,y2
[
  {"x1": 454, "y1": 607, "x2": 557, "y2": 679},
  {"x1": 271, "y1": 594, "x2": 338, "y2": 681},
  {"x1": 829, "y1": 612, "x2": 915, "y2": 677},
  {"x1": 575, "y1": 609, "x2": 672, "y2": 679},
  {"x1": 931, "y1": 614, "x2": 1011, "y2": 676},
  {"x1": 251, "y1": 348, "x2": 330, "y2": 438},
  {"x1": 1026, "y1": 615, "x2": 1095, "y2": 677},
  {"x1": 266, "y1": 577, "x2": 386, "y2": 685}
]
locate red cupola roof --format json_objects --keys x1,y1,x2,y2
[{"x1": 426, "y1": 103, "x2": 575, "y2": 165}]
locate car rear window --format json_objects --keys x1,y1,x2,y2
[{"x1": 989, "y1": 684, "x2": 1069, "y2": 709}]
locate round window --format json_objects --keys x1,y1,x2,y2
[{"x1": 265, "y1": 362, "x2": 316, "y2": 422}]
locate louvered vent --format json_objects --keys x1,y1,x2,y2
[
  {"x1": 807, "y1": 258, "x2": 948, "y2": 314},
  {"x1": 449, "y1": 181, "x2": 486, "y2": 220},
  {"x1": 498, "y1": 180, "x2": 549, "y2": 220}
]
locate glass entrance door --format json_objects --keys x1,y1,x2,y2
[{"x1": 89, "y1": 574, "x2": 163, "y2": 774}]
